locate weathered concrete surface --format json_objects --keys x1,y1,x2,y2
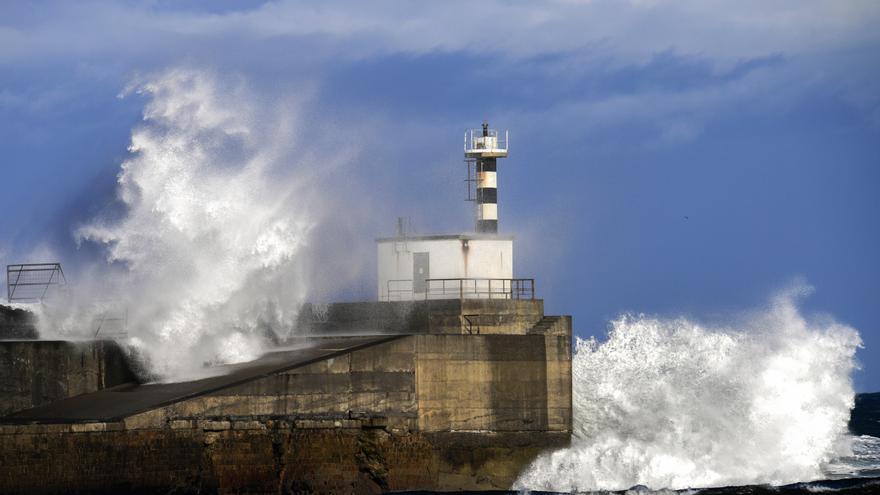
[
  {"x1": 0, "y1": 340, "x2": 137, "y2": 417},
  {"x1": 6, "y1": 333, "x2": 571, "y2": 433},
  {"x1": 415, "y1": 334, "x2": 571, "y2": 432},
  {"x1": 2, "y1": 336, "x2": 402, "y2": 423},
  {"x1": 155, "y1": 336, "x2": 419, "y2": 429},
  {"x1": 0, "y1": 301, "x2": 572, "y2": 493},
  {"x1": 154, "y1": 333, "x2": 570, "y2": 435},
  {"x1": 528, "y1": 315, "x2": 572, "y2": 336},
  {"x1": 297, "y1": 299, "x2": 544, "y2": 335},
  {"x1": 0, "y1": 304, "x2": 37, "y2": 339},
  {"x1": 0, "y1": 419, "x2": 569, "y2": 494}
]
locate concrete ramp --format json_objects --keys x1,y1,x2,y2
[{"x1": 2, "y1": 335, "x2": 401, "y2": 424}]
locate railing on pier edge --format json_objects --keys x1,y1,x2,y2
[{"x1": 384, "y1": 278, "x2": 535, "y2": 301}]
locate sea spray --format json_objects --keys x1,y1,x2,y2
[
  {"x1": 514, "y1": 286, "x2": 861, "y2": 491},
  {"x1": 41, "y1": 69, "x2": 332, "y2": 381}
]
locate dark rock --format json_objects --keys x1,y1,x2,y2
[{"x1": 850, "y1": 392, "x2": 880, "y2": 438}]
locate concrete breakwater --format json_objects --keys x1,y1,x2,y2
[
  {"x1": 1, "y1": 420, "x2": 568, "y2": 493},
  {"x1": 0, "y1": 339, "x2": 137, "y2": 417},
  {"x1": 0, "y1": 300, "x2": 572, "y2": 493}
]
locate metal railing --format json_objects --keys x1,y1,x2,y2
[
  {"x1": 384, "y1": 277, "x2": 535, "y2": 301},
  {"x1": 424, "y1": 278, "x2": 534, "y2": 300},
  {"x1": 385, "y1": 279, "x2": 415, "y2": 301},
  {"x1": 464, "y1": 128, "x2": 508, "y2": 153},
  {"x1": 93, "y1": 308, "x2": 128, "y2": 339},
  {"x1": 7, "y1": 263, "x2": 67, "y2": 302}
]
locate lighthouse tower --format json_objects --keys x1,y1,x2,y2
[
  {"x1": 376, "y1": 122, "x2": 530, "y2": 301},
  {"x1": 465, "y1": 122, "x2": 508, "y2": 233}
]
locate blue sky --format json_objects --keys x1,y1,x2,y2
[{"x1": 1, "y1": 1, "x2": 879, "y2": 389}]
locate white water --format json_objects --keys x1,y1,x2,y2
[
  {"x1": 40, "y1": 69, "x2": 335, "y2": 381},
  {"x1": 515, "y1": 286, "x2": 862, "y2": 492},
  {"x1": 824, "y1": 435, "x2": 880, "y2": 480}
]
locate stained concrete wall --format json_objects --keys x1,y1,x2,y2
[
  {"x1": 118, "y1": 330, "x2": 571, "y2": 436},
  {"x1": 156, "y1": 336, "x2": 419, "y2": 427},
  {"x1": 0, "y1": 420, "x2": 569, "y2": 494},
  {"x1": 297, "y1": 299, "x2": 544, "y2": 336},
  {"x1": 0, "y1": 324, "x2": 572, "y2": 493},
  {"x1": 0, "y1": 305, "x2": 37, "y2": 339},
  {"x1": 0, "y1": 340, "x2": 137, "y2": 416},
  {"x1": 415, "y1": 334, "x2": 571, "y2": 432},
  {"x1": 451, "y1": 299, "x2": 545, "y2": 334},
  {"x1": 0, "y1": 301, "x2": 572, "y2": 493}
]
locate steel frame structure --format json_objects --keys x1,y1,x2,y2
[{"x1": 6, "y1": 263, "x2": 67, "y2": 303}]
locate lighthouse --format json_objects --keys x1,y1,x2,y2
[
  {"x1": 376, "y1": 122, "x2": 531, "y2": 301},
  {"x1": 465, "y1": 121, "x2": 508, "y2": 234}
]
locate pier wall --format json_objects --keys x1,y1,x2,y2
[
  {"x1": 297, "y1": 299, "x2": 545, "y2": 335},
  {"x1": 111, "y1": 332, "x2": 571, "y2": 434},
  {"x1": 0, "y1": 300, "x2": 571, "y2": 493},
  {"x1": 0, "y1": 420, "x2": 568, "y2": 493},
  {"x1": 0, "y1": 340, "x2": 136, "y2": 416}
]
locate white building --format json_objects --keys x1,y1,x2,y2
[{"x1": 376, "y1": 234, "x2": 519, "y2": 300}]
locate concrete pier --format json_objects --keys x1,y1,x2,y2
[
  {"x1": 0, "y1": 340, "x2": 136, "y2": 417},
  {"x1": 0, "y1": 300, "x2": 571, "y2": 493}
]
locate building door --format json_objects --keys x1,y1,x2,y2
[{"x1": 413, "y1": 252, "x2": 429, "y2": 294}]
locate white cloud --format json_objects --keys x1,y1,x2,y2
[
  {"x1": 2, "y1": 1, "x2": 879, "y2": 66},
  {"x1": 1, "y1": 0, "x2": 877, "y2": 152}
]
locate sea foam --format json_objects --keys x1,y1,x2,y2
[
  {"x1": 515, "y1": 285, "x2": 861, "y2": 491},
  {"x1": 43, "y1": 69, "x2": 324, "y2": 381}
]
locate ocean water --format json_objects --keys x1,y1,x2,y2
[
  {"x1": 503, "y1": 286, "x2": 880, "y2": 494},
  {"x1": 503, "y1": 437, "x2": 880, "y2": 493},
  {"x1": 824, "y1": 434, "x2": 880, "y2": 481}
]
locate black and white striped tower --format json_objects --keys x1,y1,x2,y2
[{"x1": 465, "y1": 121, "x2": 508, "y2": 234}]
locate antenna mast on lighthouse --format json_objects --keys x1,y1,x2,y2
[{"x1": 464, "y1": 121, "x2": 508, "y2": 234}]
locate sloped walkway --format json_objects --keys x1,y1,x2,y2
[{"x1": 1, "y1": 335, "x2": 401, "y2": 424}]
